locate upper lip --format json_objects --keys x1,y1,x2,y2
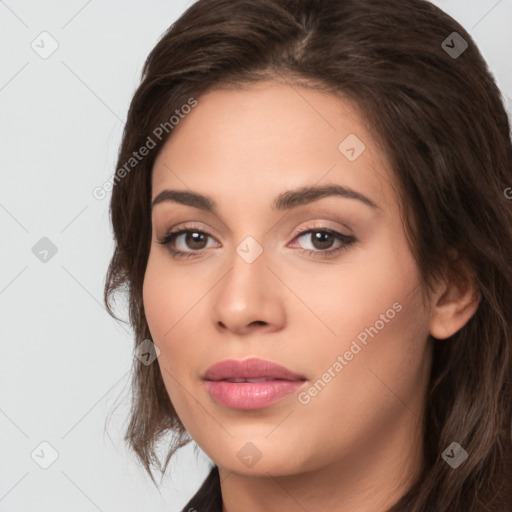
[{"x1": 203, "y1": 358, "x2": 306, "y2": 381}]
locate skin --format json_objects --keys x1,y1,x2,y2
[{"x1": 143, "y1": 81, "x2": 479, "y2": 512}]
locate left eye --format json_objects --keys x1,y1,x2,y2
[
  {"x1": 292, "y1": 228, "x2": 349, "y2": 251},
  {"x1": 158, "y1": 226, "x2": 356, "y2": 259}
]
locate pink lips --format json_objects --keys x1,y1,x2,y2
[{"x1": 203, "y1": 358, "x2": 307, "y2": 410}]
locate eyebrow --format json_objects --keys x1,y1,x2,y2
[{"x1": 151, "y1": 184, "x2": 379, "y2": 212}]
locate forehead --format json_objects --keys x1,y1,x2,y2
[{"x1": 151, "y1": 81, "x2": 395, "y2": 213}]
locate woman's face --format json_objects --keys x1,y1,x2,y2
[{"x1": 143, "y1": 81, "x2": 433, "y2": 480}]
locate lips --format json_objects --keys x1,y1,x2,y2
[
  {"x1": 202, "y1": 358, "x2": 307, "y2": 409},
  {"x1": 203, "y1": 357, "x2": 306, "y2": 382}
]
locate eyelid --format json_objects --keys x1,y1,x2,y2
[
  {"x1": 289, "y1": 220, "x2": 352, "y2": 239},
  {"x1": 158, "y1": 220, "x2": 352, "y2": 244},
  {"x1": 159, "y1": 221, "x2": 220, "y2": 240},
  {"x1": 157, "y1": 219, "x2": 356, "y2": 261}
]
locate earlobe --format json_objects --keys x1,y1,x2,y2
[{"x1": 429, "y1": 256, "x2": 481, "y2": 340}]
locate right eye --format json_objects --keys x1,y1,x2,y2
[{"x1": 158, "y1": 225, "x2": 220, "y2": 259}]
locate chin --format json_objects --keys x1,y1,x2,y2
[{"x1": 200, "y1": 436, "x2": 315, "y2": 477}]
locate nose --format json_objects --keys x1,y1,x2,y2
[{"x1": 211, "y1": 246, "x2": 286, "y2": 335}]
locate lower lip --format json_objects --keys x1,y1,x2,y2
[{"x1": 204, "y1": 379, "x2": 306, "y2": 409}]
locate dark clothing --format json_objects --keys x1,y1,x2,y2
[{"x1": 180, "y1": 465, "x2": 223, "y2": 512}]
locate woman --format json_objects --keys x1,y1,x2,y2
[{"x1": 104, "y1": 0, "x2": 512, "y2": 510}]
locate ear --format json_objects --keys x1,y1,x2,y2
[{"x1": 429, "y1": 250, "x2": 481, "y2": 340}]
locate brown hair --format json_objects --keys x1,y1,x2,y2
[{"x1": 104, "y1": 0, "x2": 512, "y2": 510}]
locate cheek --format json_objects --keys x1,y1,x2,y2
[
  {"x1": 292, "y1": 229, "x2": 421, "y2": 343},
  {"x1": 303, "y1": 244, "x2": 430, "y2": 417},
  {"x1": 142, "y1": 253, "x2": 187, "y2": 372},
  {"x1": 142, "y1": 250, "x2": 193, "y2": 338},
  {"x1": 142, "y1": 250, "x2": 205, "y2": 379},
  {"x1": 304, "y1": 232, "x2": 430, "y2": 384},
  {"x1": 142, "y1": 256, "x2": 199, "y2": 421}
]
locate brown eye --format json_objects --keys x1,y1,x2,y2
[
  {"x1": 291, "y1": 227, "x2": 356, "y2": 259},
  {"x1": 157, "y1": 227, "x2": 220, "y2": 259},
  {"x1": 182, "y1": 231, "x2": 208, "y2": 250},
  {"x1": 309, "y1": 231, "x2": 336, "y2": 250},
  {"x1": 159, "y1": 229, "x2": 212, "y2": 251}
]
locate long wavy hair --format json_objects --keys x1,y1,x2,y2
[{"x1": 104, "y1": 0, "x2": 512, "y2": 510}]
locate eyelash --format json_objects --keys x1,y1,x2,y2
[{"x1": 157, "y1": 223, "x2": 356, "y2": 260}]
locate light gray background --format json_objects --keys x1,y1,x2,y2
[{"x1": 1, "y1": 1, "x2": 511, "y2": 511}]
